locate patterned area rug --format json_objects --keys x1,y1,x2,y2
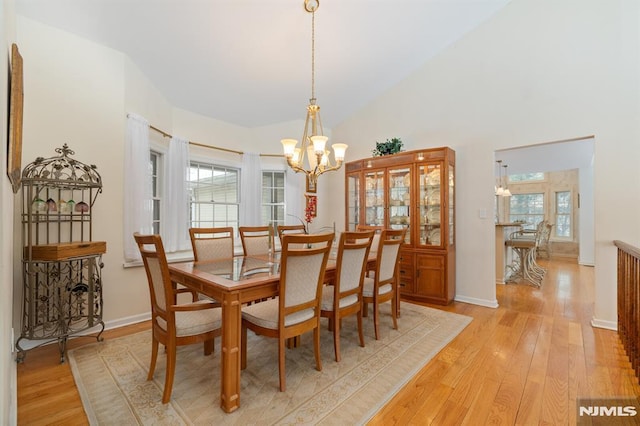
[{"x1": 68, "y1": 302, "x2": 471, "y2": 425}]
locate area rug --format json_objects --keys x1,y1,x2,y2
[{"x1": 68, "y1": 302, "x2": 471, "y2": 425}]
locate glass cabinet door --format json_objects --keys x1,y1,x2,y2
[
  {"x1": 364, "y1": 170, "x2": 385, "y2": 226},
  {"x1": 388, "y1": 167, "x2": 411, "y2": 243},
  {"x1": 418, "y1": 163, "x2": 442, "y2": 246},
  {"x1": 346, "y1": 172, "x2": 360, "y2": 231}
]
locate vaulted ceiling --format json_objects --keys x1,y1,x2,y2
[{"x1": 16, "y1": 0, "x2": 512, "y2": 128}]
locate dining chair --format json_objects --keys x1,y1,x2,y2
[
  {"x1": 356, "y1": 224, "x2": 384, "y2": 276},
  {"x1": 362, "y1": 228, "x2": 406, "y2": 340},
  {"x1": 189, "y1": 227, "x2": 235, "y2": 261},
  {"x1": 241, "y1": 232, "x2": 334, "y2": 391},
  {"x1": 320, "y1": 230, "x2": 374, "y2": 362},
  {"x1": 134, "y1": 233, "x2": 222, "y2": 404},
  {"x1": 276, "y1": 224, "x2": 306, "y2": 248},
  {"x1": 239, "y1": 225, "x2": 274, "y2": 256},
  {"x1": 189, "y1": 227, "x2": 235, "y2": 305}
]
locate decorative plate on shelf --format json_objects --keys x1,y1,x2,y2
[
  {"x1": 427, "y1": 208, "x2": 440, "y2": 224},
  {"x1": 403, "y1": 174, "x2": 410, "y2": 187},
  {"x1": 366, "y1": 178, "x2": 374, "y2": 190},
  {"x1": 429, "y1": 229, "x2": 441, "y2": 245},
  {"x1": 426, "y1": 169, "x2": 440, "y2": 185},
  {"x1": 427, "y1": 188, "x2": 440, "y2": 204}
]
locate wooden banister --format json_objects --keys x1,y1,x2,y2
[{"x1": 614, "y1": 240, "x2": 640, "y2": 383}]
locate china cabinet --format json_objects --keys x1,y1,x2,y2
[
  {"x1": 17, "y1": 144, "x2": 106, "y2": 362},
  {"x1": 345, "y1": 147, "x2": 455, "y2": 305}
]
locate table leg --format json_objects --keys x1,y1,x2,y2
[{"x1": 220, "y1": 292, "x2": 242, "y2": 413}]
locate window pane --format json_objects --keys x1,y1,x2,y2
[
  {"x1": 262, "y1": 172, "x2": 273, "y2": 188},
  {"x1": 509, "y1": 193, "x2": 544, "y2": 229},
  {"x1": 556, "y1": 191, "x2": 571, "y2": 237},
  {"x1": 557, "y1": 191, "x2": 571, "y2": 213},
  {"x1": 189, "y1": 161, "x2": 240, "y2": 229},
  {"x1": 152, "y1": 200, "x2": 160, "y2": 220},
  {"x1": 262, "y1": 171, "x2": 286, "y2": 227},
  {"x1": 150, "y1": 151, "x2": 161, "y2": 233},
  {"x1": 275, "y1": 188, "x2": 285, "y2": 203},
  {"x1": 509, "y1": 172, "x2": 544, "y2": 182},
  {"x1": 556, "y1": 215, "x2": 571, "y2": 237}
]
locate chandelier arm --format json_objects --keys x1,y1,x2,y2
[{"x1": 315, "y1": 161, "x2": 344, "y2": 177}]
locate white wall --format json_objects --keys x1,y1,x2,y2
[
  {"x1": 330, "y1": 0, "x2": 640, "y2": 325},
  {"x1": 1, "y1": 0, "x2": 17, "y2": 422}
]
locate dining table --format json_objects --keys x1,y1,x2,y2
[{"x1": 168, "y1": 250, "x2": 380, "y2": 413}]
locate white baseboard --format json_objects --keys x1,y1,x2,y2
[
  {"x1": 454, "y1": 295, "x2": 499, "y2": 309},
  {"x1": 591, "y1": 317, "x2": 617, "y2": 331}
]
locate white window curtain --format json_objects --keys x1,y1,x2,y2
[
  {"x1": 285, "y1": 170, "x2": 304, "y2": 225},
  {"x1": 124, "y1": 113, "x2": 153, "y2": 262},
  {"x1": 240, "y1": 152, "x2": 262, "y2": 226},
  {"x1": 162, "y1": 136, "x2": 191, "y2": 252}
]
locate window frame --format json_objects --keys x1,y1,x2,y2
[
  {"x1": 508, "y1": 192, "x2": 546, "y2": 230},
  {"x1": 188, "y1": 159, "x2": 241, "y2": 233},
  {"x1": 261, "y1": 170, "x2": 286, "y2": 228},
  {"x1": 149, "y1": 148, "x2": 164, "y2": 235},
  {"x1": 554, "y1": 190, "x2": 573, "y2": 240}
]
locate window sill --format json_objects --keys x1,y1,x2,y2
[{"x1": 123, "y1": 251, "x2": 195, "y2": 268}]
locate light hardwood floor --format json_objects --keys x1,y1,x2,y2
[{"x1": 16, "y1": 259, "x2": 640, "y2": 425}]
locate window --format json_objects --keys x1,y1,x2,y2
[
  {"x1": 509, "y1": 193, "x2": 544, "y2": 229},
  {"x1": 150, "y1": 151, "x2": 161, "y2": 234},
  {"x1": 509, "y1": 172, "x2": 545, "y2": 182},
  {"x1": 555, "y1": 191, "x2": 571, "y2": 238},
  {"x1": 189, "y1": 161, "x2": 239, "y2": 232},
  {"x1": 262, "y1": 171, "x2": 286, "y2": 228}
]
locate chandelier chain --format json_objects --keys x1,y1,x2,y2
[{"x1": 311, "y1": 9, "x2": 315, "y2": 101}]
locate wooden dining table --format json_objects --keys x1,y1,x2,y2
[{"x1": 169, "y1": 251, "x2": 380, "y2": 413}]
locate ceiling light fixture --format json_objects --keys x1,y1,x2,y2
[
  {"x1": 502, "y1": 164, "x2": 512, "y2": 197},
  {"x1": 281, "y1": 0, "x2": 347, "y2": 190},
  {"x1": 495, "y1": 160, "x2": 511, "y2": 197}
]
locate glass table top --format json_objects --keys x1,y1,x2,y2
[{"x1": 193, "y1": 255, "x2": 280, "y2": 282}]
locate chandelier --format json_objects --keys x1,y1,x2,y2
[
  {"x1": 495, "y1": 160, "x2": 512, "y2": 197},
  {"x1": 281, "y1": 0, "x2": 348, "y2": 189}
]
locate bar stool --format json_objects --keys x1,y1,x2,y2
[{"x1": 505, "y1": 237, "x2": 543, "y2": 286}]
